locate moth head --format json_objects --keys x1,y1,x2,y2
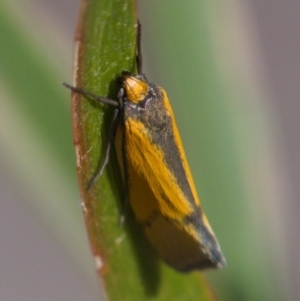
[{"x1": 119, "y1": 71, "x2": 149, "y2": 104}]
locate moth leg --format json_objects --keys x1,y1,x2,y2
[
  {"x1": 118, "y1": 123, "x2": 130, "y2": 225},
  {"x1": 87, "y1": 108, "x2": 120, "y2": 190}
]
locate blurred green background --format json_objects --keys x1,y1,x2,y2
[{"x1": 1, "y1": 0, "x2": 298, "y2": 300}]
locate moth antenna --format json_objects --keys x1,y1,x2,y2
[
  {"x1": 62, "y1": 82, "x2": 119, "y2": 107},
  {"x1": 137, "y1": 20, "x2": 142, "y2": 74}
]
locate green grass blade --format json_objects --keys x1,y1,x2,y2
[{"x1": 71, "y1": 0, "x2": 220, "y2": 300}]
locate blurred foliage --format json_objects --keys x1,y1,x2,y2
[{"x1": 0, "y1": 0, "x2": 290, "y2": 300}]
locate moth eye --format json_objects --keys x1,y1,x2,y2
[{"x1": 117, "y1": 88, "x2": 124, "y2": 99}]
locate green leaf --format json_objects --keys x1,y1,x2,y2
[{"x1": 70, "y1": 0, "x2": 220, "y2": 300}]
